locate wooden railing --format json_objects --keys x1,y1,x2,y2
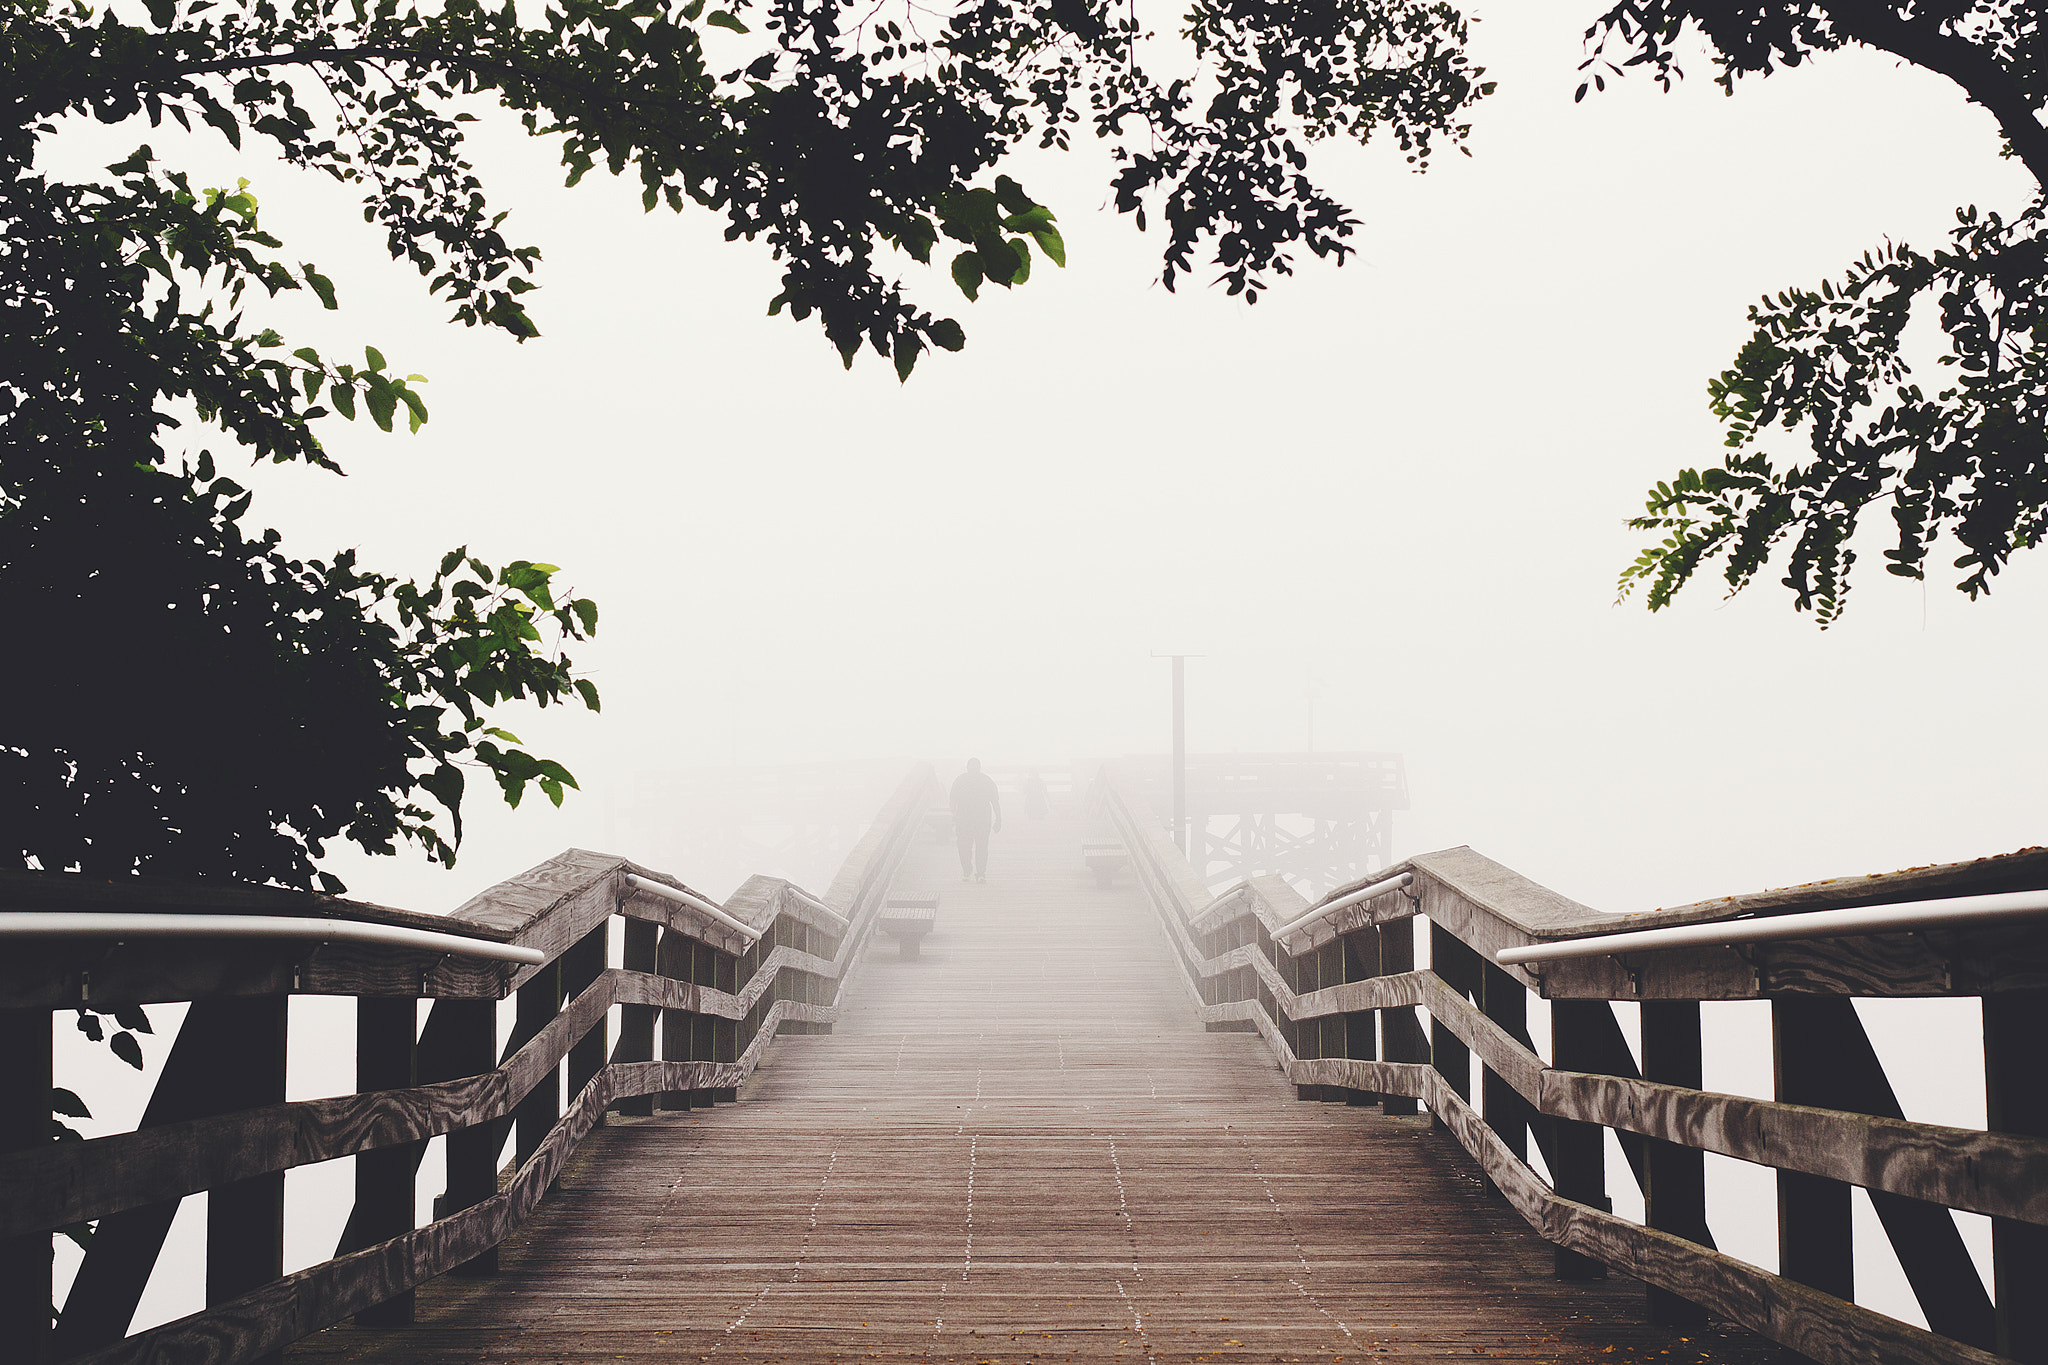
[
  {"x1": 1, "y1": 765, "x2": 934, "y2": 1365},
  {"x1": 1099, "y1": 767, "x2": 2048, "y2": 1365}
]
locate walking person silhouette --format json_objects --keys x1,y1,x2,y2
[{"x1": 950, "y1": 758, "x2": 1002, "y2": 883}]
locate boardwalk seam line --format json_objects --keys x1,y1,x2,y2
[{"x1": 709, "y1": 1145, "x2": 839, "y2": 1358}]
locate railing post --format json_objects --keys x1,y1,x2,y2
[
  {"x1": 657, "y1": 927, "x2": 692, "y2": 1111},
  {"x1": 1429, "y1": 923, "x2": 1479, "y2": 1119},
  {"x1": 1548, "y1": 1000, "x2": 1612, "y2": 1282},
  {"x1": 1317, "y1": 938, "x2": 1344, "y2": 1101},
  {"x1": 1341, "y1": 927, "x2": 1381, "y2": 1107},
  {"x1": 1773, "y1": 997, "x2": 1854, "y2": 1302},
  {"x1": 690, "y1": 940, "x2": 716, "y2": 1107},
  {"x1": 1985, "y1": 988, "x2": 2047, "y2": 1363},
  {"x1": 615, "y1": 918, "x2": 657, "y2": 1117},
  {"x1": 55, "y1": 1000, "x2": 282, "y2": 1356},
  {"x1": 0, "y1": 1007, "x2": 52, "y2": 1365},
  {"x1": 1379, "y1": 918, "x2": 1425, "y2": 1116},
  {"x1": 1291, "y1": 936, "x2": 1318, "y2": 1100},
  {"x1": 564, "y1": 921, "x2": 609, "y2": 1102},
  {"x1": 513, "y1": 960, "x2": 561, "y2": 1169},
  {"x1": 354, "y1": 997, "x2": 418, "y2": 1326},
  {"x1": 439, "y1": 999, "x2": 499, "y2": 1277},
  {"x1": 713, "y1": 944, "x2": 739, "y2": 1103},
  {"x1": 1478, "y1": 962, "x2": 1534, "y2": 1169},
  {"x1": 205, "y1": 995, "x2": 288, "y2": 1365},
  {"x1": 1642, "y1": 1000, "x2": 1711, "y2": 1324}
]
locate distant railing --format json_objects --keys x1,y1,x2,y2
[
  {"x1": 1099, "y1": 766, "x2": 2048, "y2": 1365},
  {"x1": 0, "y1": 765, "x2": 935, "y2": 1365}
]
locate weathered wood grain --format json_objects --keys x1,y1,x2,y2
[
  {"x1": 289, "y1": 809, "x2": 1801, "y2": 1365},
  {"x1": 1104, "y1": 770, "x2": 2048, "y2": 1000},
  {"x1": 1291, "y1": 1060, "x2": 2010, "y2": 1365}
]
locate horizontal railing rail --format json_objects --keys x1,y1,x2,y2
[
  {"x1": 2, "y1": 764, "x2": 935, "y2": 1365},
  {"x1": 1099, "y1": 765, "x2": 2048, "y2": 1365}
]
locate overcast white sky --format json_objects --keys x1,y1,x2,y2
[
  {"x1": 35, "y1": 0, "x2": 2043, "y2": 913},
  {"x1": 167, "y1": 0, "x2": 2035, "y2": 923},
  {"x1": 39, "y1": 0, "x2": 2046, "y2": 1331}
]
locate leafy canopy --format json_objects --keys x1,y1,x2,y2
[
  {"x1": 3, "y1": 0, "x2": 1492, "y2": 889},
  {"x1": 1602, "y1": 0, "x2": 2048, "y2": 622}
]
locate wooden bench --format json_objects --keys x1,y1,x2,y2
[
  {"x1": 1081, "y1": 842, "x2": 1129, "y2": 888},
  {"x1": 877, "y1": 899, "x2": 939, "y2": 958}
]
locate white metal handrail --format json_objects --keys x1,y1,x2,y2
[
  {"x1": 0, "y1": 912, "x2": 545, "y2": 963},
  {"x1": 1276, "y1": 871, "x2": 1414, "y2": 937},
  {"x1": 624, "y1": 873, "x2": 759, "y2": 941},
  {"x1": 1494, "y1": 887, "x2": 2048, "y2": 965},
  {"x1": 783, "y1": 885, "x2": 848, "y2": 926}
]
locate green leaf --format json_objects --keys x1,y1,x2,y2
[
  {"x1": 1030, "y1": 222, "x2": 1066, "y2": 268},
  {"x1": 365, "y1": 375, "x2": 396, "y2": 431},
  {"x1": 397, "y1": 384, "x2": 428, "y2": 432},
  {"x1": 950, "y1": 251, "x2": 982, "y2": 301},
  {"x1": 707, "y1": 9, "x2": 748, "y2": 31},
  {"x1": 571, "y1": 598, "x2": 598, "y2": 636},
  {"x1": 928, "y1": 319, "x2": 965, "y2": 352},
  {"x1": 303, "y1": 267, "x2": 337, "y2": 310},
  {"x1": 419, "y1": 765, "x2": 466, "y2": 848},
  {"x1": 574, "y1": 677, "x2": 602, "y2": 712},
  {"x1": 365, "y1": 345, "x2": 387, "y2": 371},
  {"x1": 992, "y1": 175, "x2": 1033, "y2": 215},
  {"x1": 483, "y1": 727, "x2": 523, "y2": 744}
]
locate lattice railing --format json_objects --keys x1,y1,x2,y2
[
  {"x1": 1100, "y1": 766, "x2": 2048, "y2": 1365},
  {"x1": 0, "y1": 765, "x2": 934, "y2": 1365}
]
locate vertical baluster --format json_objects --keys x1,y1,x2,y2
[
  {"x1": 206, "y1": 995, "x2": 288, "y2": 1364},
  {"x1": 1292, "y1": 935, "x2": 1318, "y2": 1099},
  {"x1": 354, "y1": 997, "x2": 418, "y2": 1326},
  {"x1": 564, "y1": 921, "x2": 609, "y2": 1103},
  {"x1": 441, "y1": 999, "x2": 499, "y2": 1277},
  {"x1": 1773, "y1": 997, "x2": 1854, "y2": 1302},
  {"x1": 1430, "y1": 924, "x2": 1479, "y2": 1116},
  {"x1": 1478, "y1": 962, "x2": 1535, "y2": 1171},
  {"x1": 615, "y1": 918, "x2": 657, "y2": 1117},
  {"x1": 1987, "y1": 988, "x2": 2048, "y2": 1364},
  {"x1": 1342, "y1": 927, "x2": 1381, "y2": 1108},
  {"x1": 1642, "y1": 1000, "x2": 1710, "y2": 1324},
  {"x1": 713, "y1": 949, "x2": 739, "y2": 1104},
  {"x1": 1379, "y1": 918, "x2": 1425, "y2": 1116},
  {"x1": 512, "y1": 961, "x2": 561, "y2": 1170},
  {"x1": 1318, "y1": 938, "x2": 1344, "y2": 1100},
  {"x1": 657, "y1": 928, "x2": 692, "y2": 1111},
  {"x1": 0, "y1": 1007, "x2": 52, "y2": 1364},
  {"x1": 690, "y1": 940, "x2": 716, "y2": 1107},
  {"x1": 1548, "y1": 1000, "x2": 1612, "y2": 1282}
]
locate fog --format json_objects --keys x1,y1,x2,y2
[
  {"x1": 150, "y1": 0, "x2": 2038, "y2": 926},
  {"x1": 37, "y1": 0, "x2": 2047, "y2": 1348}
]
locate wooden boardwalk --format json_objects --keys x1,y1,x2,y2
[{"x1": 293, "y1": 814, "x2": 1800, "y2": 1365}]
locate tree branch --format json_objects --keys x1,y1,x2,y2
[{"x1": 1827, "y1": 0, "x2": 2048, "y2": 192}]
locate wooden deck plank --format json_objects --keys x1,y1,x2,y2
[{"x1": 291, "y1": 815, "x2": 1800, "y2": 1365}]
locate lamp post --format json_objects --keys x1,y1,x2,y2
[
  {"x1": 1153, "y1": 653, "x2": 1200, "y2": 857},
  {"x1": 1172, "y1": 655, "x2": 1186, "y2": 856}
]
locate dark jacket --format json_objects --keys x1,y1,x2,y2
[{"x1": 950, "y1": 770, "x2": 1002, "y2": 832}]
